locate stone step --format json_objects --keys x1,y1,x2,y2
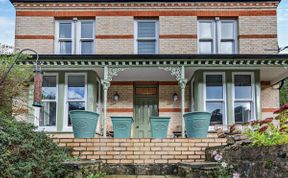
[
  {"x1": 178, "y1": 162, "x2": 218, "y2": 178},
  {"x1": 103, "y1": 175, "x2": 180, "y2": 178}
]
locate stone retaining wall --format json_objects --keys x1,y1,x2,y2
[{"x1": 52, "y1": 137, "x2": 227, "y2": 164}]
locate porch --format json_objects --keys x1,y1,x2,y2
[{"x1": 22, "y1": 54, "x2": 287, "y2": 138}]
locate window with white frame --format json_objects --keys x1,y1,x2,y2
[
  {"x1": 35, "y1": 74, "x2": 58, "y2": 130},
  {"x1": 198, "y1": 18, "x2": 237, "y2": 54},
  {"x1": 135, "y1": 20, "x2": 159, "y2": 54},
  {"x1": 204, "y1": 73, "x2": 226, "y2": 125},
  {"x1": 233, "y1": 73, "x2": 255, "y2": 123},
  {"x1": 56, "y1": 20, "x2": 95, "y2": 54},
  {"x1": 65, "y1": 74, "x2": 87, "y2": 129}
]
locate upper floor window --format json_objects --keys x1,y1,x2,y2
[
  {"x1": 135, "y1": 20, "x2": 159, "y2": 54},
  {"x1": 56, "y1": 19, "x2": 95, "y2": 54},
  {"x1": 198, "y1": 18, "x2": 237, "y2": 54}
]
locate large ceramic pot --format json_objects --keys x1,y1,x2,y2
[
  {"x1": 111, "y1": 116, "x2": 133, "y2": 138},
  {"x1": 183, "y1": 112, "x2": 211, "y2": 138},
  {"x1": 69, "y1": 110, "x2": 99, "y2": 138},
  {"x1": 150, "y1": 116, "x2": 170, "y2": 138}
]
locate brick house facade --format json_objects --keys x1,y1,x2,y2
[{"x1": 10, "y1": 0, "x2": 285, "y2": 138}]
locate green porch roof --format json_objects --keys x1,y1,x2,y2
[{"x1": 19, "y1": 54, "x2": 288, "y2": 67}]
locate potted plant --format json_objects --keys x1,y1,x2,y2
[
  {"x1": 150, "y1": 116, "x2": 170, "y2": 138},
  {"x1": 183, "y1": 112, "x2": 211, "y2": 138},
  {"x1": 69, "y1": 110, "x2": 99, "y2": 138}
]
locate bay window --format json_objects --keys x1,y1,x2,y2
[
  {"x1": 35, "y1": 74, "x2": 58, "y2": 131},
  {"x1": 233, "y1": 73, "x2": 255, "y2": 123},
  {"x1": 198, "y1": 18, "x2": 237, "y2": 54},
  {"x1": 135, "y1": 20, "x2": 159, "y2": 54},
  {"x1": 64, "y1": 73, "x2": 87, "y2": 130},
  {"x1": 204, "y1": 73, "x2": 226, "y2": 125}
]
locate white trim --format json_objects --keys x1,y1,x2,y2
[
  {"x1": 134, "y1": 20, "x2": 159, "y2": 54},
  {"x1": 190, "y1": 78, "x2": 195, "y2": 112},
  {"x1": 63, "y1": 73, "x2": 88, "y2": 131},
  {"x1": 203, "y1": 72, "x2": 227, "y2": 130},
  {"x1": 55, "y1": 20, "x2": 95, "y2": 54},
  {"x1": 34, "y1": 73, "x2": 58, "y2": 132},
  {"x1": 198, "y1": 18, "x2": 237, "y2": 54},
  {"x1": 232, "y1": 72, "x2": 256, "y2": 122}
]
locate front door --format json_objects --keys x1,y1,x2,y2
[{"x1": 134, "y1": 85, "x2": 158, "y2": 138}]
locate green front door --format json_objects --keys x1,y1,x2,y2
[{"x1": 134, "y1": 85, "x2": 158, "y2": 138}]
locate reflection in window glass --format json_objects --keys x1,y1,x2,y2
[
  {"x1": 199, "y1": 41, "x2": 213, "y2": 54},
  {"x1": 235, "y1": 75, "x2": 252, "y2": 99},
  {"x1": 81, "y1": 22, "x2": 93, "y2": 38},
  {"x1": 199, "y1": 22, "x2": 212, "y2": 38},
  {"x1": 68, "y1": 75, "x2": 85, "y2": 99},
  {"x1": 59, "y1": 23, "x2": 72, "y2": 38},
  {"x1": 234, "y1": 102, "x2": 251, "y2": 123},
  {"x1": 60, "y1": 41, "x2": 72, "y2": 54},
  {"x1": 40, "y1": 75, "x2": 57, "y2": 127},
  {"x1": 221, "y1": 22, "x2": 234, "y2": 39},
  {"x1": 40, "y1": 102, "x2": 57, "y2": 126},
  {"x1": 138, "y1": 22, "x2": 156, "y2": 38},
  {"x1": 138, "y1": 40, "x2": 156, "y2": 54},
  {"x1": 206, "y1": 75, "x2": 223, "y2": 99},
  {"x1": 68, "y1": 101, "x2": 85, "y2": 126},
  {"x1": 81, "y1": 41, "x2": 93, "y2": 54},
  {"x1": 220, "y1": 41, "x2": 234, "y2": 54},
  {"x1": 206, "y1": 102, "x2": 224, "y2": 124}
]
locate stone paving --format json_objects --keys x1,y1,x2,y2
[{"x1": 103, "y1": 175, "x2": 180, "y2": 178}]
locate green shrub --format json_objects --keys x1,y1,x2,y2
[
  {"x1": 0, "y1": 113, "x2": 72, "y2": 177},
  {"x1": 244, "y1": 104, "x2": 288, "y2": 146}
]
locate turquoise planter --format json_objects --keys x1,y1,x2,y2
[
  {"x1": 111, "y1": 117, "x2": 133, "y2": 138},
  {"x1": 69, "y1": 110, "x2": 99, "y2": 138},
  {"x1": 183, "y1": 112, "x2": 211, "y2": 138},
  {"x1": 150, "y1": 116, "x2": 170, "y2": 138}
]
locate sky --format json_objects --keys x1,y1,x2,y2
[{"x1": 0, "y1": 0, "x2": 287, "y2": 52}]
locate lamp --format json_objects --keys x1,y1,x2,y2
[
  {"x1": 173, "y1": 93, "x2": 178, "y2": 101},
  {"x1": 113, "y1": 92, "x2": 120, "y2": 101}
]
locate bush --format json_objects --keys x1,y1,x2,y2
[
  {"x1": 0, "y1": 113, "x2": 72, "y2": 177},
  {"x1": 244, "y1": 104, "x2": 288, "y2": 146}
]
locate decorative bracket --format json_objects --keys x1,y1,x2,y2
[
  {"x1": 101, "y1": 66, "x2": 128, "y2": 90},
  {"x1": 158, "y1": 66, "x2": 187, "y2": 89}
]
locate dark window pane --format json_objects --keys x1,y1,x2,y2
[
  {"x1": 234, "y1": 102, "x2": 251, "y2": 123},
  {"x1": 42, "y1": 76, "x2": 57, "y2": 100},
  {"x1": 39, "y1": 102, "x2": 56, "y2": 126},
  {"x1": 68, "y1": 101, "x2": 85, "y2": 126},
  {"x1": 206, "y1": 75, "x2": 223, "y2": 99},
  {"x1": 81, "y1": 22, "x2": 93, "y2": 38},
  {"x1": 59, "y1": 23, "x2": 72, "y2": 38},
  {"x1": 68, "y1": 75, "x2": 85, "y2": 99},
  {"x1": 138, "y1": 22, "x2": 156, "y2": 38},
  {"x1": 138, "y1": 40, "x2": 156, "y2": 54},
  {"x1": 206, "y1": 102, "x2": 224, "y2": 125},
  {"x1": 81, "y1": 41, "x2": 93, "y2": 54},
  {"x1": 235, "y1": 75, "x2": 252, "y2": 99}
]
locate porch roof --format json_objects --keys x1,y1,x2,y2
[{"x1": 20, "y1": 54, "x2": 288, "y2": 68}]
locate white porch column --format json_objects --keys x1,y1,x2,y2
[
  {"x1": 101, "y1": 66, "x2": 128, "y2": 138},
  {"x1": 179, "y1": 66, "x2": 187, "y2": 138},
  {"x1": 101, "y1": 66, "x2": 110, "y2": 138}
]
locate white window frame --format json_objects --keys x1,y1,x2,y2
[
  {"x1": 203, "y1": 72, "x2": 227, "y2": 130},
  {"x1": 34, "y1": 73, "x2": 58, "y2": 132},
  {"x1": 63, "y1": 73, "x2": 87, "y2": 131},
  {"x1": 55, "y1": 20, "x2": 95, "y2": 54},
  {"x1": 134, "y1": 20, "x2": 159, "y2": 54},
  {"x1": 76, "y1": 20, "x2": 96, "y2": 54},
  {"x1": 198, "y1": 18, "x2": 238, "y2": 54},
  {"x1": 232, "y1": 72, "x2": 256, "y2": 123}
]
